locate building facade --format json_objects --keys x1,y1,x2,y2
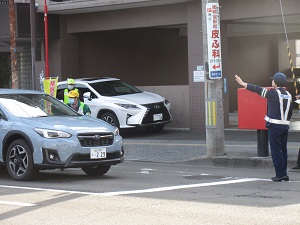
[{"x1": 1, "y1": 0, "x2": 300, "y2": 131}]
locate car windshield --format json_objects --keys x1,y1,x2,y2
[
  {"x1": 0, "y1": 93, "x2": 80, "y2": 118},
  {"x1": 89, "y1": 80, "x2": 142, "y2": 96}
]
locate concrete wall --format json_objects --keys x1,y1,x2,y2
[
  {"x1": 137, "y1": 85, "x2": 189, "y2": 129},
  {"x1": 187, "y1": 0, "x2": 205, "y2": 131},
  {"x1": 227, "y1": 34, "x2": 279, "y2": 112},
  {"x1": 77, "y1": 28, "x2": 188, "y2": 86},
  {"x1": 67, "y1": 3, "x2": 187, "y2": 33}
]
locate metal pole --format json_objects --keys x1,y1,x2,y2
[
  {"x1": 202, "y1": 0, "x2": 225, "y2": 156},
  {"x1": 30, "y1": 0, "x2": 37, "y2": 90},
  {"x1": 257, "y1": 130, "x2": 269, "y2": 157},
  {"x1": 44, "y1": 0, "x2": 49, "y2": 79},
  {"x1": 9, "y1": 0, "x2": 18, "y2": 89}
]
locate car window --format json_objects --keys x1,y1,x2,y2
[
  {"x1": 90, "y1": 80, "x2": 142, "y2": 96},
  {"x1": 56, "y1": 83, "x2": 96, "y2": 100},
  {"x1": 0, "y1": 94, "x2": 80, "y2": 118}
]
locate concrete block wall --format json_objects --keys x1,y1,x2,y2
[
  {"x1": 137, "y1": 85, "x2": 190, "y2": 129},
  {"x1": 187, "y1": 0, "x2": 205, "y2": 132}
]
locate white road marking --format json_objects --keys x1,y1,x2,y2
[
  {"x1": 0, "y1": 178, "x2": 265, "y2": 197},
  {"x1": 0, "y1": 200, "x2": 36, "y2": 207},
  {"x1": 100, "y1": 178, "x2": 265, "y2": 196}
]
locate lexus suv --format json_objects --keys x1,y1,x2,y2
[
  {"x1": 0, "y1": 89, "x2": 124, "y2": 181},
  {"x1": 57, "y1": 78, "x2": 172, "y2": 132}
]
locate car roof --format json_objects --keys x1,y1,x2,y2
[
  {"x1": 58, "y1": 77, "x2": 120, "y2": 84},
  {"x1": 0, "y1": 88, "x2": 44, "y2": 95}
]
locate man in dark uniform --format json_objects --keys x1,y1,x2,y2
[{"x1": 235, "y1": 72, "x2": 293, "y2": 182}]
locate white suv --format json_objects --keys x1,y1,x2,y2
[{"x1": 57, "y1": 78, "x2": 172, "y2": 132}]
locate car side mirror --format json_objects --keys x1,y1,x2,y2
[{"x1": 83, "y1": 92, "x2": 92, "y2": 101}]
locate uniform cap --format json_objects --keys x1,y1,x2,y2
[
  {"x1": 68, "y1": 90, "x2": 79, "y2": 98},
  {"x1": 271, "y1": 72, "x2": 287, "y2": 84},
  {"x1": 67, "y1": 78, "x2": 75, "y2": 85}
]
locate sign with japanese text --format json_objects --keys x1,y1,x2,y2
[{"x1": 206, "y1": 3, "x2": 222, "y2": 79}]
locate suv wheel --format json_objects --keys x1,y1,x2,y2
[
  {"x1": 82, "y1": 165, "x2": 111, "y2": 176},
  {"x1": 100, "y1": 112, "x2": 120, "y2": 128},
  {"x1": 6, "y1": 139, "x2": 38, "y2": 181}
]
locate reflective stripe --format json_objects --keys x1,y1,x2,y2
[
  {"x1": 260, "y1": 88, "x2": 268, "y2": 98},
  {"x1": 78, "y1": 102, "x2": 84, "y2": 115},
  {"x1": 264, "y1": 89, "x2": 291, "y2": 125},
  {"x1": 264, "y1": 116, "x2": 290, "y2": 125},
  {"x1": 275, "y1": 89, "x2": 291, "y2": 121},
  {"x1": 63, "y1": 89, "x2": 69, "y2": 103}
]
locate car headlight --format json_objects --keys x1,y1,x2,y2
[
  {"x1": 34, "y1": 128, "x2": 71, "y2": 138},
  {"x1": 114, "y1": 127, "x2": 120, "y2": 136},
  {"x1": 115, "y1": 103, "x2": 140, "y2": 109}
]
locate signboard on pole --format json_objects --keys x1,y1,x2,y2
[{"x1": 206, "y1": 3, "x2": 222, "y2": 79}]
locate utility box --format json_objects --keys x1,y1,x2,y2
[{"x1": 237, "y1": 88, "x2": 269, "y2": 130}]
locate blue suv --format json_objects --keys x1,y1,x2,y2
[{"x1": 0, "y1": 89, "x2": 124, "y2": 181}]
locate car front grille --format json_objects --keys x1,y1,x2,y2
[
  {"x1": 141, "y1": 102, "x2": 171, "y2": 124},
  {"x1": 70, "y1": 152, "x2": 121, "y2": 161},
  {"x1": 77, "y1": 132, "x2": 114, "y2": 147}
]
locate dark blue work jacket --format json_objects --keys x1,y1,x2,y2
[{"x1": 246, "y1": 84, "x2": 293, "y2": 129}]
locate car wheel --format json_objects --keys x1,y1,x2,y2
[
  {"x1": 145, "y1": 125, "x2": 165, "y2": 133},
  {"x1": 6, "y1": 139, "x2": 38, "y2": 181},
  {"x1": 100, "y1": 112, "x2": 120, "y2": 128},
  {"x1": 82, "y1": 165, "x2": 111, "y2": 176}
]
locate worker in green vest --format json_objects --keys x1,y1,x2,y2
[
  {"x1": 67, "y1": 90, "x2": 91, "y2": 116},
  {"x1": 57, "y1": 78, "x2": 83, "y2": 104}
]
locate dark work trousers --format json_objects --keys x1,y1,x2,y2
[{"x1": 268, "y1": 126, "x2": 288, "y2": 178}]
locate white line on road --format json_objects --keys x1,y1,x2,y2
[
  {"x1": 0, "y1": 178, "x2": 266, "y2": 197},
  {"x1": 100, "y1": 178, "x2": 265, "y2": 196},
  {"x1": 0, "y1": 200, "x2": 37, "y2": 207}
]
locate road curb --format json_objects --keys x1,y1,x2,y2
[{"x1": 180, "y1": 156, "x2": 299, "y2": 170}]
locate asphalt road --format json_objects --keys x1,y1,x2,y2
[
  {"x1": 0, "y1": 161, "x2": 300, "y2": 225},
  {"x1": 0, "y1": 129, "x2": 300, "y2": 224}
]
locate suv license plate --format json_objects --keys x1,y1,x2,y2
[
  {"x1": 90, "y1": 148, "x2": 106, "y2": 159},
  {"x1": 153, "y1": 113, "x2": 163, "y2": 121}
]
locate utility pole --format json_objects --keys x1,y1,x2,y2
[
  {"x1": 202, "y1": 0, "x2": 225, "y2": 156},
  {"x1": 9, "y1": 0, "x2": 18, "y2": 89},
  {"x1": 30, "y1": 0, "x2": 37, "y2": 89}
]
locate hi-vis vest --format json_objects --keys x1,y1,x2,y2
[
  {"x1": 264, "y1": 89, "x2": 292, "y2": 125},
  {"x1": 64, "y1": 88, "x2": 78, "y2": 104},
  {"x1": 78, "y1": 102, "x2": 85, "y2": 115},
  {"x1": 77, "y1": 102, "x2": 91, "y2": 116}
]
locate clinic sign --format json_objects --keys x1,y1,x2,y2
[{"x1": 206, "y1": 3, "x2": 222, "y2": 79}]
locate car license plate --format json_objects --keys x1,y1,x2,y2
[
  {"x1": 153, "y1": 113, "x2": 163, "y2": 121},
  {"x1": 90, "y1": 148, "x2": 106, "y2": 159}
]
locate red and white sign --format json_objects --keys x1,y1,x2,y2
[{"x1": 206, "y1": 3, "x2": 222, "y2": 79}]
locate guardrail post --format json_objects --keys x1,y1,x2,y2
[
  {"x1": 257, "y1": 129, "x2": 269, "y2": 157},
  {"x1": 292, "y1": 148, "x2": 300, "y2": 169}
]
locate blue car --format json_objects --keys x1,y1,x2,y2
[{"x1": 0, "y1": 89, "x2": 124, "y2": 181}]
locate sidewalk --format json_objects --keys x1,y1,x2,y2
[{"x1": 121, "y1": 128, "x2": 300, "y2": 171}]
